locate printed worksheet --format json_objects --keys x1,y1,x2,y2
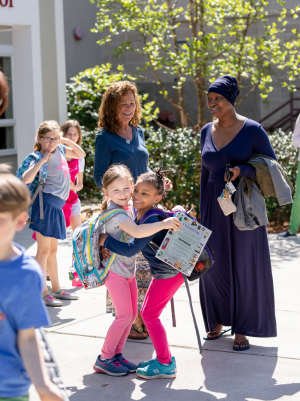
[{"x1": 155, "y1": 211, "x2": 212, "y2": 276}]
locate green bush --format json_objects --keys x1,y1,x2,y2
[
  {"x1": 266, "y1": 129, "x2": 298, "y2": 223},
  {"x1": 145, "y1": 127, "x2": 201, "y2": 217}
]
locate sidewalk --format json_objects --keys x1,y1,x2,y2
[{"x1": 15, "y1": 227, "x2": 300, "y2": 401}]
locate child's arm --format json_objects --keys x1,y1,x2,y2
[
  {"x1": 73, "y1": 171, "x2": 84, "y2": 192},
  {"x1": 99, "y1": 215, "x2": 169, "y2": 257},
  {"x1": 61, "y1": 137, "x2": 86, "y2": 159},
  {"x1": 17, "y1": 328, "x2": 63, "y2": 401},
  {"x1": 22, "y1": 153, "x2": 51, "y2": 184},
  {"x1": 101, "y1": 233, "x2": 153, "y2": 258},
  {"x1": 118, "y1": 217, "x2": 181, "y2": 238}
]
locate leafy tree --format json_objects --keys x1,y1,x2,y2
[{"x1": 92, "y1": 0, "x2": 300, "y2": 128}]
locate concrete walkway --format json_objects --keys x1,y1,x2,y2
[{"x1": 14, "y1": 227, "x2": 300, "y2": 401}]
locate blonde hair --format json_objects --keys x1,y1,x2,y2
[
  {"x1": 60, "y1": 119, "x2": 82, "y2": 146},
  {"x1": 101, "y1": 164, "x2": 134, "y2": 212},
  {"x1": 98, "y1": 81, "x2": 142, "y2": 133},
  {"x1": 0, "y1": 173, "x2": 31, "y2": 218},
  {"x1": 34, "y1": 120, "x2": 61, "y2": 152}
]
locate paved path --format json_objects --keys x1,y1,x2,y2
[{"x1": 14, "y1": 227, "x2": 300, "y2": 401}]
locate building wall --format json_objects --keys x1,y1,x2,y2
[
  {"x1": 39, "y1": 0, "x2": 67, "y2": 124},
  {"x1": 63, "y1": 0, "x2": 103, "y2": 81}
]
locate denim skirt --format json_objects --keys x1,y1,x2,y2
[{"x1": 29, "y1": 192, "x2": 66, "y2": 240}]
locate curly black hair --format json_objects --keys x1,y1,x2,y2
[{"x1": 137, "y1": 166, "x2": 170, "y2": 198}]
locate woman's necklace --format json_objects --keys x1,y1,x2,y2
[{"x1": 118, "y1": 126, "x2": 131, "y2": 144}]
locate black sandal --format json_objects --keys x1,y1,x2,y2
[{"x1": 233, "y1": 338, "x2": 250, "y2": 351}]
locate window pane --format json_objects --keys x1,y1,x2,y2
[
  {"x1": 0, "y1": 126, "x2": 14, "y2": 149},
  {"x1": 0, "y1": 56, "x2": 13, "y2": 119}
]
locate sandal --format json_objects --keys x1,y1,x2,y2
[
  {"x1": 128, "y1": 324, "x2": 148, "y2": 340},
  {"x1": 142, "y1": 324, "x2": 148, "y2": 335},
  {"x1": 203, "y1": 327, "x2": 231, "y2": 340},
  {"x1": 233, "y1": 338, "x2": 250, "y2": 351},
  {"x1": 53, "y1": 289, "x2": 78, "y2": 300}
]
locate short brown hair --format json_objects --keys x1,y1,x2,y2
[
  {"x1": 0, "y1": 173, "x2": 31, "y2": 218},
  {"x1": 34, "y1": 120, "x2": 61, "y2": 152},
  {"x1": 101, "y1": 164, "x2": 134, "y2": 212},
  {"x1": 98, "y1": 81, "x2": 142, "y2": 133},
  {"x1": 0, "y1": 71, "x2": 9, "y2": 116},
  {"x1": 61, "y1": 119, "x2": 82, "y2": 146}
]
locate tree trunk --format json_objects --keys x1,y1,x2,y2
[
  {"x1": 195, "y1": 75, "x2": 207, "y2": 129},
  {"x1": 178, "y1": 86, "x2": 187, "y2": 128}
]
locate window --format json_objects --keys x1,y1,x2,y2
[{"x1": 0, "y1": 55, "x2": 15, "y2": 154}]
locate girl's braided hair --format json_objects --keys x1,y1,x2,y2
[{"x1": 137, "y1": 166, "x2": 170, "y2": 198}]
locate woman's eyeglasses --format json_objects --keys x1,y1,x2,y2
[{"x1": 40, "y1": 136, "x2": 60, "y2": 143}]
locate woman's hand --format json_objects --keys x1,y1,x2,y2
[
  {"x1": 99, "y1": 233, "x2": 109, "y2": 247},
  {"x1": 164, "y1": 177, "x2": 173, "y2": 191},
  {"x1": 224, "y1": 166, "x2": 240, "y2": 182},
  {"x1": 161, "y1": 217, "x2": 182, "y2": 231}
]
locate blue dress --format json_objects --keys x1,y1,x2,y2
[{"x1": 200, "y1": 119, "x2": 277, "y2": 337}]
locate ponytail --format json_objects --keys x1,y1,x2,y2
[{"x1": 100, "y1": 195, "x2": 110, "y2": 212}]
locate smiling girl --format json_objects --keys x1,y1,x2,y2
[{"x1": 21, "y1": 120, "x2": 86, "y2": 307}]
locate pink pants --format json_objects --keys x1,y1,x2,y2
[
  {"x1": 141, "y1": 273, "x2": 184, "y2": 364},
  {"x1": 101, "y1": 271, "x2": 138, "y2": 359}
]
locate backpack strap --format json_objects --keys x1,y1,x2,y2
[{"x1": 139, "y1": 208, "x2": 173, "y2": 225}]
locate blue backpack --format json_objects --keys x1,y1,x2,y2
[{"x1": 16, "y1": 145, "x2": 65, "y2": 223}]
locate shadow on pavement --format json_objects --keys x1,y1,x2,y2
[{"x1": 201, "y1": 344, "x2": 300, "y2": 400}]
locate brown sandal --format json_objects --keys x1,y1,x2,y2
[{"x1": 128, "y1": 324, "x2": 148, "y2": 340}]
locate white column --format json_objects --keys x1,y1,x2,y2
[
  {"x1": 12, "y1": 23, "x2": 44, "y2": 165},
  {"x1": 54, "y1": 0, "x2": 67, "y2": 124}
]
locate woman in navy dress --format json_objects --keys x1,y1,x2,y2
[{"x1": 200, "y1": 76, "x2": 277, "y2": 350}]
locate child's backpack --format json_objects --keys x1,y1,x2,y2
[
  {"x1": 72, "y1": 208, "x2": 129, "y2": 289},
  {"x1": 140, "y1": 207, "x2": 215, "y2": 354},
  {"x1": 16, "y1": 145, "x2": 65, "y2": 223}
]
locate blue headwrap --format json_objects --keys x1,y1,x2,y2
[{"x1": 207, "y1": 75, "x2": 240, "y2": 106}]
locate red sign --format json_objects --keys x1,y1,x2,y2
[{"x1": 0, "y1": 0, "x2": 13, "y2": 7}]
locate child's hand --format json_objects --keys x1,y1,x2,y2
[
  {"x1": 37, "y1": 382, "x2": 63, "y2": 401},
  {"x1": 164, "y1": 177, "x2": 173, "y2": 191},
  {"x1": 60, "y1": 137, "x2": 70, "y2": 145},
  {"x1": 162, "y1": 217, "x2": 182, "y2": 231},
  {"x1": 101, "y1": 246, "x2": 111, "y2": 260},
  {"x1": 99, "y1": 233, "x2": 109, "y2": 247},
  {"x1": 41, "y1": 152, "x2": 52, "y2": 164}
]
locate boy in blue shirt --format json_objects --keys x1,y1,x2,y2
[{"x1": 0, "y1": 173, "x2": 63, "y2": 401}]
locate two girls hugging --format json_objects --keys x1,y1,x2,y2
[{"x1": 93, "y1": 164, "x2": 185, "y2": 380}]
